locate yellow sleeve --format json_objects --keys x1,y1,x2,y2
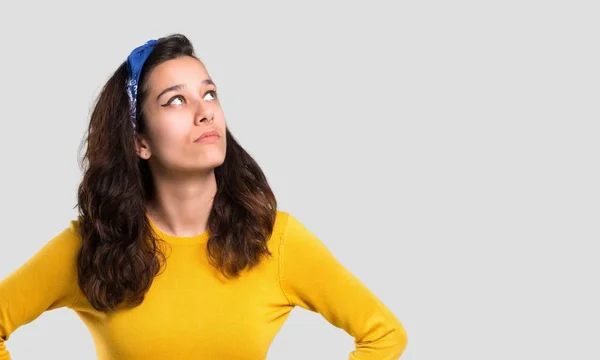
[
  {"x1": 278, "y1": 214, "x2": 408, "y2": 359},
  {"x1": 0, "y1": 223, "x2": 81, "y2": 360}
]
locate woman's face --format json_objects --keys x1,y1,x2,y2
[{"x1": 136, "y1": 55, "x2": 227, "y2": 174}]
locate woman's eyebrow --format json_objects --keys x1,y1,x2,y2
[{"x1": 156, "y1": 79, "x2": 216, "y2": 101}]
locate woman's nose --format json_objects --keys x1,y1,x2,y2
[{"x1": 194, "y1": 106, "x2": 214, "y2": 125}]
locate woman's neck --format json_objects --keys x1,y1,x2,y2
[{"x1": 146, "y1": 170, "x2": 217, "y2": 237}]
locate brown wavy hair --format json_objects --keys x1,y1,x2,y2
[{"x1": 76, "y1": 34, "x2": 277, "y2": 312}]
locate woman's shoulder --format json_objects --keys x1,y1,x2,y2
[
  {"x1": 267, "y1": 210, "x2": 290, "y2": 250},
  {"x1": 270, "y1": 210, "x2": 316, "y2": 250},
  {"x1": 273, "y1": 209, "x2": 291, "y2": 229},
  {"x1": 272, "y1": 209, "x2": 299, "y2": 239},
  {"x1": 36, "y1": 219, "x2": 84, "y2": 261},
  {"x1": 60, "y1": 218, "x2": 84, "y2": 245}
]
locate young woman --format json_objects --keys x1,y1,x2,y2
[{"x1": 0, "y1": 33, "x2": 407, "y2": 359}]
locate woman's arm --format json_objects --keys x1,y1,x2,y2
[
  {"x1": 0, "y1": 223, "x2": 81, "y2": 360},
  {"x1": 278, "y1": 214, "x2": 408, "y2": 359}
]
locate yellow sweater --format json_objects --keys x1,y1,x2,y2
[{"x1": 0, "y1": 211, "x2": 407, "y2": 359}]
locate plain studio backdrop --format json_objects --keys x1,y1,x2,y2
[{"x1": 0, "y1": 1, "x2": 597, "y2": 359}]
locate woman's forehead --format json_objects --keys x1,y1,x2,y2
[{"x1": 147, "y1": 56, "x2": 211, "y2": 91}]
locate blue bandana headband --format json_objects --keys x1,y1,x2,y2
[{"x1": 125, "y1": 39, "x2": 158, "y2": 131}]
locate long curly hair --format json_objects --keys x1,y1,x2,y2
[{"x1": 76, "y1": 34, "x2": 277, "y2": 312}]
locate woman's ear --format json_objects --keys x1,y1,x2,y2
[{"x1": 135, "y1": 134, "x2": 152, "y2": 160}]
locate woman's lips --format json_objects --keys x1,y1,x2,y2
[{"x1": 194, "y1": 130, "x2": 220, "y2": 143}]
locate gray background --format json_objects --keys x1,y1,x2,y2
[{"x1": 0, "y1": 1, "x2": 598, "y2": 359}]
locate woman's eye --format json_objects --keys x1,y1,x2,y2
[
  {"x1": 161, "y1": 95, "x2": 185, "y2": 107},
  {"x1": 161, "y1": 91, "x2": 216, "y2": 107},
  {"x1": 169, "y1": 95, "x2": 185, "y2": 105},
  {"x1": 204, "y1": 90, "x2": 217, "y2": 101}
]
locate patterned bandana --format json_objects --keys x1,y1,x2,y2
[{"x1": 125, "y1": 39, "x2": 158, "y2": 131}]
